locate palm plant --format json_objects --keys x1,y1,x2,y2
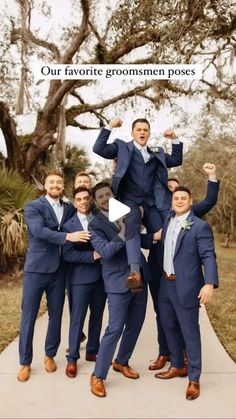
[{"x1": 0, "y1": 168, "x2": 38, "y2": 273}]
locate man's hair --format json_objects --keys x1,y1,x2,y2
[
  {"x1": 74, "y1": 171, "x2": 91, "y2": 182},
  {"x1": 132, "y1": 118, "x2": 150, "y2": 130},
  {"x1": 173, "y1": 185, "x2": 191, "y2": 197},
  {"x1": 168, "y1": 178, "x2": 180, "y2": 185},
  {"x1": 73, "y1": 186, "x2": 91, "y2": 198},
  {"x1": 92, "y1": 181, "x2": 112, "y2": 200},
  {"x1": 45, "y1": 169, "x2": 64, "y2": 180}
]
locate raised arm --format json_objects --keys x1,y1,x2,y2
[
  {"x1": 193, "y1": 163, "x2": 220, "y2": 218},
  {"x1": 93, "y1": 118, "x2": 122, "y2": 159},
  {"x1": 163, "y1": 129, "x2": 183, "y2": 168}
]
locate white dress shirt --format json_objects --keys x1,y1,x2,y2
[
  {"x1": 77, "y1": 211, "x2": 92, "y2": 230},
  {"x1": 133, "y1": 141, "x2": 150, "y2": 163},
  {"x1": 45, "y1": 195, "x2": 63, "y2": 225},
  {"x1": 163, "y1": 211, "x2": 190, "y2": 276}
]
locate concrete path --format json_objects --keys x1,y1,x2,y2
[{"x1": 0, "y1": 295, "x2": 236, "y2": 419}]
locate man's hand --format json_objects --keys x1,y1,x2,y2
[
  {"x1": 93, "y1": 250, "x2": 102, "y2": 260},
  {"x1": 66, "y1": 231, "x2": 91, "y2": 243},
  {"x1": 110, "y1": 118, "x2": 123, "y2": 129},
  {"x1": 203, "y1": 163, "x2": 216, "y2": 181},
  {"x1": 118, "y1": 217, "x2": 126, "y2": 235},
  {"x1": 153, "y1": 228, "x2": 163, "y2": 242},
  {"x1": 198, "y1": 284, "x2": 214, "y2": 304},
  {"x1": 163, "y1": 129, "x2": 178, "y2": 140}
]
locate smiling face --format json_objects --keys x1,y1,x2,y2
[
  {"x1": 44, "y1": 175, "x2": 64, "y2": 199},
  {"x1": 74, "y1": 190, "x2": 91, "y2": 214},
  {"x1": 74, "y1": 175, "x2": 91, "y2": 190},
  {"x1": 94, "y1": 186, "x2": 113, "y2": 212},
  {"x1": 172, "y1": 190, "x2": 192, "y2": 216},
  {"x1": 131, "y1": 122, "x2": 151, "y2": 146}
]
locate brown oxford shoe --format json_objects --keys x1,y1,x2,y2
[
  {"x1": 86, "y1": 353, "x2": 97, "y2": 362},
  {"x1": 155, "y1": 366, "x2": 188, "y2": 379},
  {"x1": 90, "y1": 374, "x2": 106, "y2": 397},
  {"x1": 17, "y1": 365, "x2": 31, "y2": 382},
  {"x1": 44, "y1": 356, "x2": 57, "y2": 373},
  {"x1": 113, "y1": 359, "x2": 140, "y2": 379},
  {"x1": 186, "y1": 381, "x2": 200, "y2": 400},
  {"x1": 125, "y1": 272, "x2": 143, "y2": 291},
  {"x1": 65, "y1": 362, "x2": 77, "y2": 378},
  {"x1": 149, "y1": 355, "x2": 171, "y2": 370}
]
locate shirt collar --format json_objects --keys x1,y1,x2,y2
[
  {"x1": 174, "y1": 211, "x2": 191, "y2": 223},
  {"x1": 133, "y1": 140, "x2": 148, "y2": 152},
  {"x1": 77, "y1": 211, "x2": 91, "y2": 220},
  {"x1": 45, "y1": 195, "x2": 60, "y2": 206},
  {"x1": 101, "y1": 210, "x2": 109, "y2": 218}
]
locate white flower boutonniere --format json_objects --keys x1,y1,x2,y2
[
  {"x1": 149, "y1": 146, "x2": 160, "y2": 153},
  {"x1": 61, "y1": 196, "x2": 70, "y2": 205},
  {"x1": 181, "y1": 220, "x2": 194, "y2": 231}
]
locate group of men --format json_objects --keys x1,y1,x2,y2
[{"x1": 17, "y1": 117, "x2": 220, "y2": 402}]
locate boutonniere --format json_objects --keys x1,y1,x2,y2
[
  {"x1": 149, "y1": 146, "x2": 160, "y2": 153},
  {"x1": 181, "y1": 220, "x2": 194, "y2": 231},
  {"x1": 61, "y1": 196, "x2": 70, "y2": 205}
]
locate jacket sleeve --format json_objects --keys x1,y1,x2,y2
[
  {"x1": 90, "y1": 225, "x2": 125, "y2": 260},
  {"x1": 93, "y1": 128, "x2": 118, "y2": 159},
  {"x1": 193, "y1": 180, "x2": 220, "y2": 218},
  {"x1": 25, "y1": 203, "x2": 67, "y2": 245},
  {"x1": 196, "y1": 223, "x2": 219, "y2": 288},
  {"x1": 61, "y1": 223, "x2": 96, "y2": 264},
  {"x1": 165, "y1": 142, "x2": 183, "y2": 168}
]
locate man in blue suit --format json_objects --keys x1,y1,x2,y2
[
  {"x1": 17, "y1": 170, "x2": 91, "y2": 382},
  {"x1": 148, "y1": 163, "x2": 220, "y2": 371},
  {"x1": 88, "y1": 182, "x2": 156, "y2": 398},
  {"x1": 155, "y1": 186, "x2": 219, "y2": 400},
  {"x1": 93, "y1": 118, "x2": 183, "y2": 291},
  {"x1": 62, "y1": 186, "x2": 106, "y2": 378}
]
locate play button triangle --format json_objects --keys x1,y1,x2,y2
[{"x1": 108, "y1": 198, "x2": 131, "y2": 222}]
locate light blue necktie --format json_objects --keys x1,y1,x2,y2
[{"x1": 140, "y1": 147, "x2": 150, "y2": 164}]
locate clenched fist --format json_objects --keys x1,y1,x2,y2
[
  {"x1": 110, "y1": 118, "x2": 123, "y2": 129},
  {"x1": 203, "y1": 163, "x2": 216, "y2": 179},
  {"x1": 163, "y1": 129, "x2": 177, "y2": 140}
]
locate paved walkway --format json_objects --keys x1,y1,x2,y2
[{"x1": 0, "y1": 295, "x2": 236, "y2": 419}]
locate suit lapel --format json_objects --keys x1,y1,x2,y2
[
  {"x1": 70, "y1": 213, "x2": 84, "y2": 231},
  {"x1": 97, "y1": 212, "x2": 120, "y2": 233},
  {"x1": 163, "y1": 210, "x2": 175, "y2": 241},
  {"x1": 147, "y1": 147, "x2": 167, "y2": 167},
  {"x1": 40, "y1": 196, "x2": 58, "y2": 224}
]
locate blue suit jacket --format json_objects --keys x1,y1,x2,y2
[
  {"x1": 162, "y1": 210, "x2": 219, "y2": 308},
  {"x1": 62, "y1": 214, "x2": 102, "y2": 285},
  {"x1": 89, "y1": 211, "x2": 152, "y2": 294},
  {"x1": 192, "y1": 180, "x2": 220, "y2": 218},
  {"x1": 24, "y1": 196, "x2": 75, "y2": 274},
  {"x1": 93, "y1": 128, "x2": 183, "y2": 210}
]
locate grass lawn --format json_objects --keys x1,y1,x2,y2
[
  {"x1": 206, "y1": 234, "x2": 236, "y2": 363},
  {"x1": 0, "y1": 236, "x2": 235, "y2": 364},
  {"x1": 0, "y1": 273, "x2": 47, "y2": 353}
]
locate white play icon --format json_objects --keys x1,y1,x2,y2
[{"x1": 108, "y1": 198, "x2": 131, "y2": 222}]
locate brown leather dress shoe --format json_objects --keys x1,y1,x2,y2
[
  {"x1": 44, "y1": 356, "x2": 57, "y2": 373},
  {"x1": 186, "y1": 381, "x2": 200, "y2": 400},
  {"x1": 149, "y1": 355, "x2": 171, "y2": 370},
  {"x1": 155, "y1": 366, "x2": 188, "y2": 379},
  {"x1": 113, "y1": 360, "x2": 140, "y2": 379},
  {"x1": 17, "y1": 365, "x2": 31, "y2": 382},
  {"x1": 86, "y1": 353, "x2": 97, "y2": 362},
  {"x1": 125, "y1": 272, "x2": 143, "y2": 291},
  {"x1": 65, "y1": 362, "x2": 77, "y2": 378},
  {"x1": 90, "y1": 374, "x2": 106, "y2": 397}
]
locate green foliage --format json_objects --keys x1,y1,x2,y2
[{"x1": 0, "y1": 168, "x2": 38, "y2": 271}]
